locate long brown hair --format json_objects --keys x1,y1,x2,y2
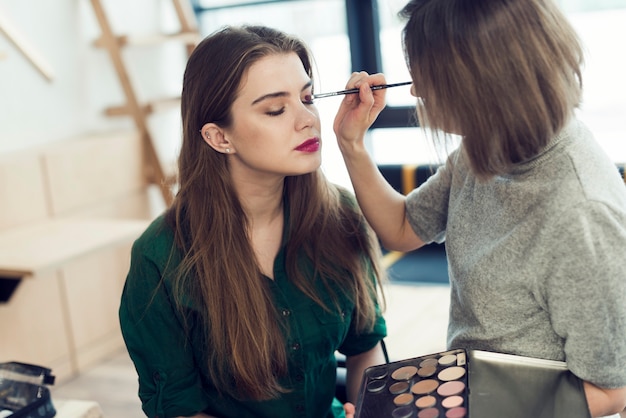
[
  {"x1": 400, "y1": 0, "x2": 584, "y2": 178},
  {"x1": 166, "y1": 25, "x2": 385, "y2": 401}
]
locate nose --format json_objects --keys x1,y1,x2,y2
[{"x1": 296, "y1": 102, "x2": 318, "y2": 130}]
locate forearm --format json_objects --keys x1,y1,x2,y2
[
  {"x1": 333, "y1": 72, "x2": 423, "y2": 252},
  {"x1": 339, "y1": 141, "x2": 424, "y2": 252},
  {"x1": 583, "y1": 381, "x2": 626, "y2": 417},
  {"x1": 345, "y1": 343, "x2": 387, "y2": 404}
]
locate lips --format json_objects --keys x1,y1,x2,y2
[{"x1": 295, "y1": 138, "x2": 320, "y2": 152}]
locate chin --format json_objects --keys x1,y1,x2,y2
[{"x1": 287, "y1": 160, "x2": 321, "y2": 177}]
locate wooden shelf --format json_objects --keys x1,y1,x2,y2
[
  {"x1": 0, "y1": 219, "x2": 148, "y2": 301},
  {"x1": 54, "y1": 399, "x2": 104, "y2": 418},
  {"x1": 104, "y1": 96, "x2": 181, "y2": 117}
]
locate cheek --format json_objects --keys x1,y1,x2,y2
[
  {"x1": 225, "y1": 119, "x2": 263, "y2": 148},
  {"x1": 311, "y1": 108, "x2": 322, "y2": 129}
]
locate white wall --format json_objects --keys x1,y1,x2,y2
[
  {"x1": 2, "y1": 1, "x2": 623, "y2": 168},
  {"x1": 0, "y1": 0, "x2": 185, "y2": 158},
  {"x1": 568, "y1": 9, "x2": 626, "y2": 160}
]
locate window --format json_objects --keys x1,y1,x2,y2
[
  {"x1": 193, "y1": 0, "x2": 626, "y2": 182},
  {"x1": 372, "y1": 0, "x2": 626, "y2": 164},
  {"x1": 377, "y1": 0, "x2": 413, "y2": 108},
  {"x1": 558, "y1": 0, "x2": 626, "y2": 161}
]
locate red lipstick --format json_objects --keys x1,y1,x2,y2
[{"x1": 295, "y1": 138, "x2": 320, "y2": 152}]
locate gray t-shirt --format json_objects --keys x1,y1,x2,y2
[{"x1": 405, "y1": 118, "x2": 626, "y2": 389}]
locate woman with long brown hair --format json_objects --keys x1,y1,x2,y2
[
  {"x1": 333, "y1": 0, "x2": 626, "y2": 416},
  {"x1": 120, "y1": 25, "x2": 387, "y2": 418}
]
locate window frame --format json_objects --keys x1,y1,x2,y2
[
  {"x1": 345, "y1": 0, "x2": 416, "y2": 129},
  {"x1": 191, "y1": 0, "x2": 417, "y2": 129}
]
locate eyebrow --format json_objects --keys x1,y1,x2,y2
[{"x1": 251, "y1": 80, "x2": 313, "y2": 106}]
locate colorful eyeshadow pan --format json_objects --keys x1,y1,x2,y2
[
  {"x1": 389, "y1": 381, "x2": 410, "y2": 394},
  {"x1": 441, "y1": 395, "x2": 464, "y2": 409},
  {"x1": 411, "y1": 379, "x2": 439, "y2": 395},
  {"x1": 368, "y1": 367, "x2": 389, "y2": 380},
  {"x1": 394, "y1": 393, "x2": 415, "y2": 406},
  {"x1": 438, "y1": 366, "x2": 466, "y2": 382},
  {"x1": 418, "y1": 365, "x2": 437, "y2": 377},
  {"x1": 356, "y1": 349, "x2": 469, "y2": 418},
  {"x1": 392, "y1": 405, "x2": 414, "y2": 418},
  {"x1": 437, "y1": 381, "x2": 465, "y2": 397},
  {"x1": 415, "y1": 395, "x2": 437, "y2": 409},
  {"x1": 438, "y1": 354, "x2": 457, "y2": 366},
  {"x1": 418, "y1": 408, "x2": 440, "y2": 418},
  {"x1": 366, "y1": 379, "x2": 386, "y2": 393},
  {"x1": 446, "y1": 407, "x2": 467, "y2": 418},
  {"x1": 419, "y1": 358, "x2": 439, "y2": 368},
  {"x1": 392, "y1": 365, "x2": 418, "y2": 380}
]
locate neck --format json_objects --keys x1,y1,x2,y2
[{"x1": 234, "y1": 176, "x2": 284, "y2": 225}]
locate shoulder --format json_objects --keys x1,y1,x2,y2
[
  {"x1": 528, "y1": 119, "x2": 626, "y2": 212},
  {"x1": 552, "y1": 198, "x2": 626, "y2": 244},
  {"x1": 327, "y1": 183, "x2": 362, "y2": 216},
  {"x1": 564, "y1": 123, "x2": 626, "y2": 204},
  {"x1": 123, "y1": 214, "x2": 183, "y2": 306},
  {"x1": 335, "y1": 185, "x2": 358, "y2": 207},
  {"x1": 130, "y1": 213, "x2": 177, "y2": 266}
]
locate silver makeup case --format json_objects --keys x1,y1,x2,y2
[{"x1": 355, "y1": 349, "x2": 590, "y2": 418}]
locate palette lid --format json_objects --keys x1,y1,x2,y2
[{"x1": 467, "y1": 349, "x2": 590, "y2": 418}]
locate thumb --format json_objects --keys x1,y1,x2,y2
[{"x1": 343, "y1": 402, "x2": 356, "y2": 418}]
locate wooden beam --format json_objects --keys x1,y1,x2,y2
[
  {"x1": 104, "y1": 96, "x2": 181, "y2": 117},
  {"x1": 90, "y1": 0, "x2": 174, "y2": 206},
  {"x1": 93, "y1": 31, "x2": 200, "y2": 48},
  {"x1": 0, "y1": 9, "x2": 54, "y2": 82}
]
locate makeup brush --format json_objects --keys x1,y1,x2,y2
[{"x1": 313, "y1": 81, "x2": 412, "y2": 99}]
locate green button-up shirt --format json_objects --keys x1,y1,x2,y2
[{"x1": 119, "y1": 214, "x2": 387, "y2": 418}]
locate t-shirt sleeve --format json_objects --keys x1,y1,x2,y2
[
  {"x1": 119, "y1": 238, "x2": 210, "y2": 417},
  {"x1": 542, "y1": 200, "x2": 626, "y2": 389},
  {"x1": 338, "y1": 306, "x2": 387, "y2": 357},
  {"x1": 405, "y1": 150, "x2": 460, "y2": 244}
]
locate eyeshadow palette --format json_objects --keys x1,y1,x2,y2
[
  {"x1": 356, "y1": 348, "x2": 469, "y2": 418},
  {"x1": 355, "y1": 349, "x2": 591, "y2": 418}
]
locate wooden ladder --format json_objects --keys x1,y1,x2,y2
[{"x1": 89, "y1": 0, "x2": 200, "y2": 206}]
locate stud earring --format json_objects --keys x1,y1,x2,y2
[{"x1": 225, "y1": 148, "x2": 230, "y2": 153}]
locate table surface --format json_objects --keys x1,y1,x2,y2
[{"x1": 54, "y1": 399, "x2": 104, "y2": 418}]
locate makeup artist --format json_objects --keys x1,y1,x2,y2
[
  {"x1": 333, "y1": 0, "x2": 626, "y2": 417},
  {"x1": 119, "y1": 25, "x2": 387, "y2": 418}
]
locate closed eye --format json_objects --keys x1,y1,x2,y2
[{"x1": 266, "y1": 107, "x2": 285, "y2": 116}]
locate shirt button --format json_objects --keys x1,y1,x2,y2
[
  {"x1": 281, "y1": 309, "x2": 291, "y2": 317},
  {"x1": 295, "y1": 374, "x2": 304, "y2": 382},
  {"x1": 291, "y1": 342, "x2": 301, "y2": 351}
]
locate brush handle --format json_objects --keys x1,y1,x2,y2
[{"x1": 313, "y1": 81, "x2": 412, "y2": 99}]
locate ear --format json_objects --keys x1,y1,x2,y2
[{"x1": 201, "y1": 123, "x2": 235, "y2": 154}]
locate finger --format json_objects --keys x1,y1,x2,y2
[
  {"x1": 346, "y1": 71, "x2": 371, "y2": 89},
  {"x1": 343, "y1": 402, "x2": 356, "y2": 414},
  {"x1": 358, "y1": 82, "x2": 375, "y2": 107}
]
